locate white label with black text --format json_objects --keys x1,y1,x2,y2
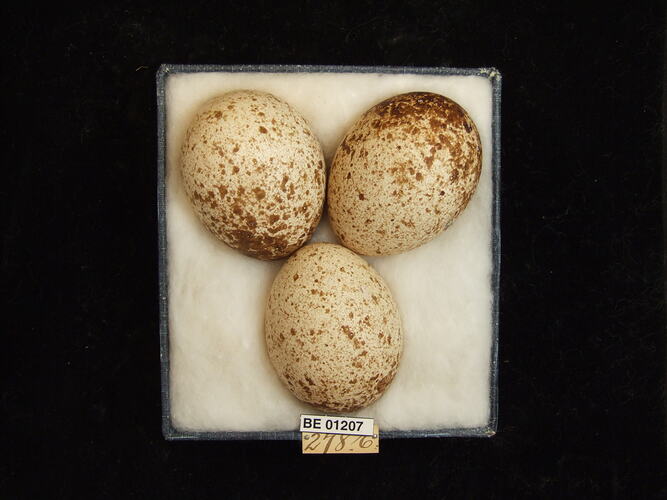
[{"x1": 300, "y1": 414, "x2": 374, "y2": 436}]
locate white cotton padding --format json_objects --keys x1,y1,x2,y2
[{"x1": 165, "y1": 70, "x2": 494, "y2": 432}]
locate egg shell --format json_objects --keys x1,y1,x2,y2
[
  {"x1": 327, "y1": 91, "x2": 482, "y2": 256},
  {"x1": 265, "y1": 243, "x2": 403, "y2": 413},
  {"x1": 181, "y1": 90, "x2": 326, "y2": 260}
]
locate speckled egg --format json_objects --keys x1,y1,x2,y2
[
  {"x1": 181, "y1": 90, "x2": 326, "y2": 260},
  {"x1": 265, "y1": 243, "x2": 403, "y2": 413},
  {"x1": 327, "y1": 92, "x2": 482, "y2": 256}
]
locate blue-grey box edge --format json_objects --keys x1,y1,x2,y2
[{"x1": 157, "y1": 64, "x2": 502, "y2": 441}]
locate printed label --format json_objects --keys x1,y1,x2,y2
[{"x1": 300, "y1": 414, "x2": 374, "y2": 436}]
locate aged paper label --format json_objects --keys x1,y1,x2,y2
[{"x1": 302, "y1": 424, "x2": 379, "y2": 454}]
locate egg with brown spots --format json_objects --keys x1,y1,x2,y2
[
  {"x1": 265, "y1": 243, "x2": 403, "y2": 413},
  {"x1": 328, "y1": 91, "x2": 482, "y2": 256},
  {"x1": 181, "y1": 90, "x2": 326, "y2": 260}
]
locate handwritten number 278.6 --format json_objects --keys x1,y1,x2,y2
[{"x1": 304, "y1": 433, "x2": 374, "y2": 452}]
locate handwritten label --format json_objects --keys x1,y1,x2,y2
[
  {"x1": 302, "y1": 424, "x2": 379, "y2": 454},
  {"x1": 300, "y1": 414, "x2": 374, "y2": 436}
]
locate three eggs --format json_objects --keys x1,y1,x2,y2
[{"x1": 180, "y1": 89, "x2": 482, "y2": 413}]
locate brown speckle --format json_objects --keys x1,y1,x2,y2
[
  {"x1": 253, "y1": 187, "x2": 266, "y2": 200},
  {"x1": 341, "y1": 325, "x2": 354, "y2": 340}
]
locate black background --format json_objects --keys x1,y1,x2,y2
[{"x1": 3, "y1": 2, "x2": 666, "y2": 498}]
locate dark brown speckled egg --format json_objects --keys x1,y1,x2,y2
[{"x1": 327, "y1": 92, "x2": 482, "y2": 256}]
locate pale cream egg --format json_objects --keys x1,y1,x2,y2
[
  {"x1": 181, "y1": 90, "x2": 326, "y2": 260},
  {"x1": 265, "y1": 243, "x2": 403, "y2": 413}
]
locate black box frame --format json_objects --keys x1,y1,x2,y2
[{"x1": 157, "y1": 64, "x2": 501, "y2": 440}]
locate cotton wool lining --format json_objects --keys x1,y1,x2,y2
[{"x1": 165, "y1": 71, "x2": 494, "y2": 432}]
